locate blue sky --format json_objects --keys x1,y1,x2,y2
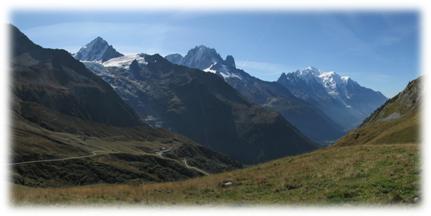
[{"x1": 11, "y1": 10, "x2": 419, "y2": 97}]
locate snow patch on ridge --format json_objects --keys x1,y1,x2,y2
[
  {"x1": 203, "y1": 63, "x2": 217, "y2": 73},
  {"x1": 103, "y1": 54, "x2": 148, "y2": 69},
  {"x1": 203, "y1": 63, "x2": 242, "y2": 80},
  {"x1": 219, "y1": 71, "x2": 242, "y2": 80},
  {"x1": 319, "y1": 71, "x2": 339, "y2": 96}
]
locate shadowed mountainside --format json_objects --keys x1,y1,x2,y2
[
  {"x1": 10, "y1": 25, "x2": 241, "y2": 187},
  {"x1": 84, "y1": 53, "x2": 318, "y2": 164},
  {"x1": 166, "y1": 46, "x2": 346, "y2": 145}
]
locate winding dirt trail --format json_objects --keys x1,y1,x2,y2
[
  {"x1": 157, "y1": 147, "x2": 209, "y2": 176},
  {"x1": 183, "y1": 159, "x2": 209, "y2": 176},
  {"x1": 10, "y1": 147, "x2": 210, "y2": 176},
  {"x1": 9, "y1": 151, "x2": 110, "y2": 165}
]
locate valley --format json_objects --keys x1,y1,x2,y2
[
  {"x1": 8, "y1": 22, "x2": 421, "y2": 206},
  {"x1": 12, "y1": 73, "x2": 421, "y2": 204},
  {"x1": 79, "y1": 42, "x2": 318, "y2": 164}
]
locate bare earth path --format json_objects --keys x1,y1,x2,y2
[
  {"x1": 10, "y1": 147, "x2": 210, "y2": 176},
  {"x1": 9, "y1": 151, "x2": 110, "y2": 165},
  {"x1": 183, "y1": 159, "x2": 209, "y2": 176},
  {"x1": 157, "y1": 147, "x2": 209, "y2": 176}
]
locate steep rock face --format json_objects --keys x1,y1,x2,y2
[
  {"x1": 177, "y1": 45, "x2": 224, "y2": 70},
  {"x1": 224, "y1": 55, "x2": 236, "y2": 68},
  {"x1": 165, "y1": 53, "x2": 183, "y2": 65},
  {"x1": 277, "y1": 67, "x2": 387, "y2": 130},
  {"x1": 336, "y1": 77, "x2": 421, "y2": 146},
  {"x1": 83, "y1": 53, "x2": 318, "y2": 164},
  {"x1": 166, "y1": 46, "x2": 345, "y2": 145},
  {"x1": 74, "y1": 37, "x2": 123, "y2": 62}
]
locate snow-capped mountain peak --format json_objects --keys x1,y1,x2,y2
[
  {"x1": 288, "y1": 67, "x2": 353, "y2": 97},
  {"x1": 304, "y1": 66, "x2": 320, "y2": 73},
  {"x1": 277, "y1": 66, "x2": 387, "y2": 130},
  {"x1": 285, "y1": 67, "x2": 350, "y2": 92},
  {"x1": 318, "y1": 71, "x2": 343, "y2": 96},
  {"x1": 284, "y1": 66, "x2": 319, "y2": 79},
  {"x1": 341, "y1": 75, "x2": 350, "y2": 82},
  {"x1": 165, "y1": 45, "x2": 243, "y2": 80},
  {"x1": 181, "y1": 45, "x2": 224, "y2": 70}
]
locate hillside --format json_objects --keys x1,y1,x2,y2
[
  {"x1": 12, "y1": 77, "x2": 421, "y2": 204},
  {"x1": 10, "y1": 25, "x2": 241, "y2": 187},
  {"x1": 13, "y1": 143, "x2": 419, "y2": 204},
  {"x1": 336, "y1": 78, "x2": 421, "y2": 146}
]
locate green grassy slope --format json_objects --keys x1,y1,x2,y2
[
  {"x1": 13, "y1": 143, "x2": 419, "y2": 205},
  {"x1": 12, "y1": 116, "x2": 240, "y2": 187},
  {"x1": 336, "y1": 78, "x2": 421, "y2": 146}
]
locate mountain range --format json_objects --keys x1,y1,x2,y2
[
  {"x1": 77, "y1": 39, "x2": 318, "y2": 164},
  {"x1": 278, "y1": 67, "x2": 387, "y2": 130},
  {"x1": 10, "y1": 25, "x2": 240, "y2": 187},
  {"x1": 166, "y1": 46, "x2": 346, "y2": 144},
  {"x1": 16, "y1": 76, "x2": 420, "y2": 204},
  {"x1": 75, "y1": 39, "x2": 387, "y2": 149},
  {"x1": 165, "y1": 45, "x2": 386, "y2": 143}
]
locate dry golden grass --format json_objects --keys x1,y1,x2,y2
[{"x1": 12, "y1": 143, "x2": 420, "y2": 205}]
